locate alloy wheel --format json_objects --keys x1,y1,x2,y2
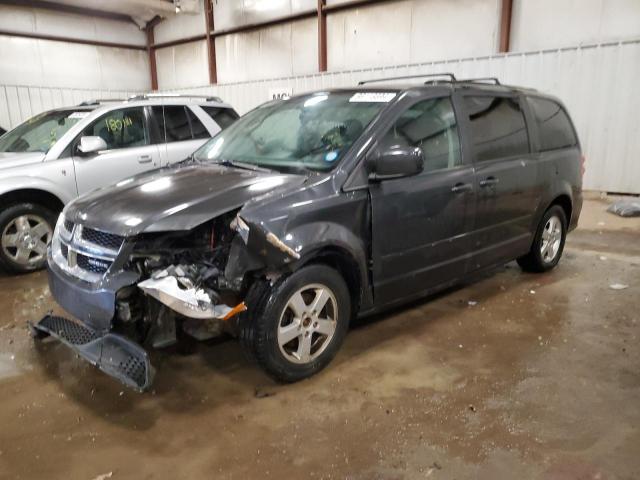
[
  {"x1": 1, "y1": 214, "x2": 52, "y2": 267},
  {"x1": 277, "y1": 283, "x2": 338, "y2": 364},
  {"x1": 540, "y1": 215, "x2": 562, "y2": 263}
]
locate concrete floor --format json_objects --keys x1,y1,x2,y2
[{"x1": 0, "y1": 197, "x2": 639, "y2": 480}]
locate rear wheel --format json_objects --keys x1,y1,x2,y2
[
  {"x1": 0, "y1": 203, "x2": 56, "y2": 274},
  {"x1": 517, "y1": 205, "x2": 567, "y2": 273},
  {"x1": 240, "y1": 264, "x2": 351, "y2": 382}
]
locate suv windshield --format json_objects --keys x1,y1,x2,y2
[
  {"x1": 0, "y1": 110, "x2": 88, "y2": 153},
  {"x1": 193, "y1": 91, "x2": 394, "y2": 171}
]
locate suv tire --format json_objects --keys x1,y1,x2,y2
[
  {"x1": 239, "y1": 264, "x2": 351, "y2": 383},
  {"x1": 517, "y1": 205, "x2": 567, "y2": 273},
  {"x1": 0, "y1": 203, "x2": 57, "y2": 274}
]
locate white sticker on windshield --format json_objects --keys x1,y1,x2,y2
[
  {"x1": 68, "y1": 112, "x2": 90, "y2": 119},
  {"x1": 349, "y1": 92, "x2": 396, "y2": 103}
]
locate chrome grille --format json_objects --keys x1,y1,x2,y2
[
  {"x1": 81, "y1": 228, "x2": 124, "y2": 251},
  {"x1": 77, "y1": 254, "x2": 112, "y2": 274}
]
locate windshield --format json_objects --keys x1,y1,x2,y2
[
  {"x1": 193, "y1": 91, "x2": 395, "y2": 171},
  {"x1": 0, "y1": 110, "x2": 89, "y2": 153}
]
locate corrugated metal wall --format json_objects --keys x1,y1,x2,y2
[
  {"x1": 168, "y1": 39, "x2": 640, "y2": 194},
  {"x1": 0, "y1": 85, "x2": 141, "y2": 130}
]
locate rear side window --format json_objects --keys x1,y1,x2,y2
[
  {"x1": 186, "y1": 108, "x2": 209, "y2": 139},
  {"x1": 201, "y1": 106, "x2": 239, "y2": 130},
  {"x1": 153, "y1": 106, "x2": 191, "y2": 142},
  {"x1": 464, "y1": 96, "x2": 529, "y2": 162},
  {"x1": 528, "y1": 97, "x2": 577, "y2": 151}
]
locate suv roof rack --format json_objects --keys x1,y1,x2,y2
[
  {"x1": 127, "y1": 93, "x2": 224, "y2": 103},
  {"x1": 456, "y1": 77, "x2": 501, "y2": 85},
  {"x1": 358, "y1": 73, "x2": 457, "y2": 85},
  {"x1": 78, "y1": 99, "x2": 125, "y2": 106}
]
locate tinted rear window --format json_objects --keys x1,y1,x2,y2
[
  {"x1": 201, "y1": 106, "x2": 239, "y2": 130},
  {"x1": 464, "y1": 96, "x2": 529, "y2": 162},
  {"x1": 529, "y1": 97, "x2": 577, "y2": 151}
]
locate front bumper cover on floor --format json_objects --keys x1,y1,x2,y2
[{"x1": 31, "y1": 315, "x2": 155, "y2": 392}]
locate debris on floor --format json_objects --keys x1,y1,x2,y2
[
  {"x1": 254, "y1": 387, "x2": 276, "y2": 399},
  {"x1": 607, "y1": 198, "x2": 640, "y2": 217},
  {"x1": 91, "y1": 472, "x2": 113, "y2": 480},
  {"x1": 609, "y1": 283, "x2": 629, "y2": 290}
]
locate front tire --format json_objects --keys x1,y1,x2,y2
[
  {"x1": 240, "y1": 264, "x2": 351, "y2": 383},
  {"x1": 0, "y1": 203, "x2": 56, "y2": 274},
  {"x1": 517, "y1": 205, "x2": 567, "y2": 273}
]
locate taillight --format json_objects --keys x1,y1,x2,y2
[{"x1": 580, "y1": 155, "x2": 586, "y2": 177}]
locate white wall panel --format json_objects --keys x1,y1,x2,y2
[
  {"x1": 511, "y1": 0, "x2": 640, "y2": 52},
  {"x1": 214, "y1": 18, "x2": 317, "y2": 83},
  {"x1": 0, "y1": 5, "x2": 146, "y2": 46},
  {"x1": 156, "y1": 40, "x2": 210, "y2": 90},
  {"x1": 0, "y1": 85, "x2": 141, "y2": 131},
  {"x1": 213, "y1": 0, "x2": 316, "y2": 30},
  {"x1": 164, "y1": 39, "x2": 640, "y2": 194},
  {"x1": 327, "y1": 0, "x2": 500, "y2": 71},
  {"x1": 0, "y1": 36, "x2": 150, "y2": 91},
  {"x1": 155, "y1": 1, "x2": 206, "y2": 44}
]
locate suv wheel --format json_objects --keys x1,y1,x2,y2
[
  {"x1": 0, "y1": 203, "x2": 56, "y2": 274},
  {"x1": 517, "y1": 205, "x2": 567, "y2": 273},
  {"x1": 240, "y1": 264, "x2": 351, "y2": 383}
]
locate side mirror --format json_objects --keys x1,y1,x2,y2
[
  {"x1": 77, "y1": 136, "x2": 107, "y2": 156},
  {"x1": 367, "y1": 145, "x2": 424, "y2": 181}
]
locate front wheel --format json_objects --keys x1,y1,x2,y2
[
  {"x1": 517, "y1": 205, "x2": 567, "y2": 273},
  {"x1": 0, "y1": 203, "x2": 56, "y2": 274},
  {"x1": 240, "y1": 264, "x2": 351, "y2": 383}
]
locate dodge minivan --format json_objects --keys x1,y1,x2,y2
[{"x1": 32, "y1": 75, "x2": 583, "y2": 391}]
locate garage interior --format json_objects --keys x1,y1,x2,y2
[{"x1": 0, "y1": 1, "x2": 639, "y2": 479}]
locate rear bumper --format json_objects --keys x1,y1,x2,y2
[
  {"x1": 31, "y1": 314, "x2": 154, "y2": 391},
  {"x1": 569, "y1": 191, "x2": 583, "y2": 232},
  {"x1": 47, "y1": 249, "x2": 139, "y2": 331}
]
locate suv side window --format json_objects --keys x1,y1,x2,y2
[
  {"x1": 81, "y1": 107, "x2": 148, "y2": 150},
  {"x1": 464, "y1": 96, "x2": 529, "y2": 161},
  {"x1": 201, "y1": 106, "x2": 239, "y2": 130},
  {"x1": 379, "y1": 97, "x2": 462, "y2": 173},
  {"x1": 528, "y1": 97, "x2": 577, "y2": 151},
  {"x1": 154, "y1": 106, "x2": 191, "y2": 142}
]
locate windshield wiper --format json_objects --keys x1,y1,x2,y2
[{"x1": 216, "y1": 159, "x2": 274, "y2": 173}]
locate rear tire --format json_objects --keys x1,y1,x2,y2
[
  {"x1": 0, "y1": 203, "x2": 56, "y2": 274},
  {"x1": 239, "y1": 264, "x2": 351, "y2": 383},
  {"x1": 517, "y1": 205, "x2": 567, "y2": 273}
]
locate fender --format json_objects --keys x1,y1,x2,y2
[{"x1": 0, "y1": 176, "x2": 75, "y2": 206}]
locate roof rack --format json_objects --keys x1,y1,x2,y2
[
  {"x1": 78, "y1": 99, "x2": 125, "y2": 106},
  {"x1": 358, "y1": 73, "x2": 457, "y2": 85},
  {"x1": 127, "y1": 93, "x2": 224, "y2": 103},
  {"x1": 456, "y1": 77, "x2": 501, "y2": 85}
]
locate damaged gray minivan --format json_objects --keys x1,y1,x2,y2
[{"x1": 32, "y1": 75, "x2": 583, "y2": 391}]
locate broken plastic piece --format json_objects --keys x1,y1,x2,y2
[
  {"x1": 222, "y1": 301, "x2": 247, "y2": 321},
  {"x1": 138, "y1": 275, "x2": 233, "y2": 320}
]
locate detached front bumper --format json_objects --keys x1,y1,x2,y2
[{"x1": 31, "y1": 315, "x2": 154, "y2": 391}]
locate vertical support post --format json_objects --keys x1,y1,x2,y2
[
  {"x1": 499, "y1": 0, "x2": 513, "y2": 53},
  {"x1": 146, "y1": 24, "x2": 158, "y2": 91},
  {"x1": 317, "y1": 0, "x2": 327, "y2": 72},
  {"x1": 205, "y1": 0, "x2": 217, "y2": 84}
]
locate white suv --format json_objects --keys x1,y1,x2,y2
[{"x1": 0, "y1": 94, "x2": 239, "y2": 273}]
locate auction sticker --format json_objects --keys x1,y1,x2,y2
[{"x1": 349, "y1": 92, "x2": 396, "y2": 103}]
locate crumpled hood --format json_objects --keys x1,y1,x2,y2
[
  {"x1": 0, "y1": 151, "x2": 45, "y2": 170},
  {"x1": 66, "y1": 164, "x2": 307, "y2": 236}
]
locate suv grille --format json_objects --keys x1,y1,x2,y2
[
  {"x1": 82, "y1": 228, "x2": 124, "y2": 251},
  {"x1": 77, "y1": 254, "x2": 112, "y2": 274}
]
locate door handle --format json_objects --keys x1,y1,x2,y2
[
  {"x1": 451, "y1": 182, "x2": 473, "y2": 193},
  {"x1": 479, "y1": 176, "x2": 499, "y2": 187},
  {"x1": 138, "y1": 155, "x2": 153, "y2": 164}
]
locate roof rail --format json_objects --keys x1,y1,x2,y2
[
  {"x1": 358, "y1": 73, "x2": 457, "y2": 85},
  {"x1": 78, "y1": 99, "x2": 124, "y2": 106},
  {"x1": 456, "y1": 77, "x2": 501, "y2": 85},
  {"x1": 127, "y1": 93, "x2": 224, "y2": 103}
]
